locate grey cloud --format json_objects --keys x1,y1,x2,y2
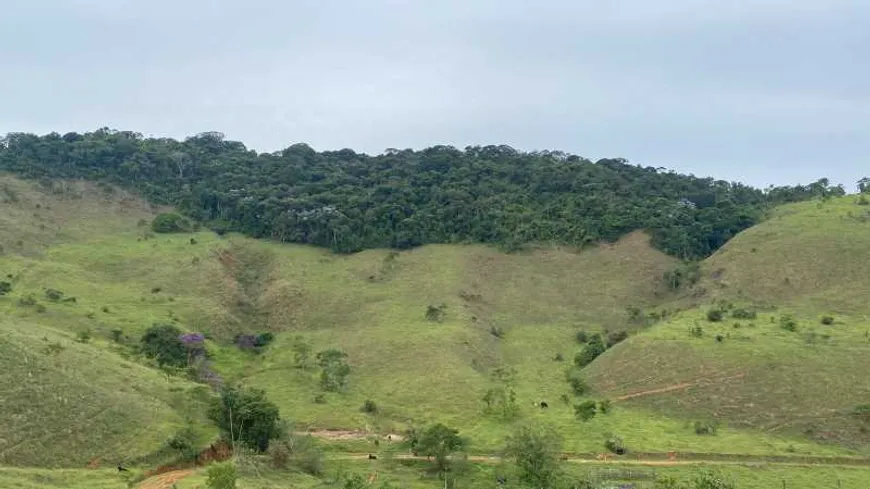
[{"x1": 1, "y1": 0, "x2": 867, "y2": 188}]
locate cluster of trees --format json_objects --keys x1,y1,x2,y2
[{"x1": 0, "y1": 129, "x2": 844, "y2": 258}]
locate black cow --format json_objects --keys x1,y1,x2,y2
[
  {"x1": 117, "y1": 464, "x2": 128, "y2": 472},
  {"x1": 539, "y1": 401, "x2": 548, "y2": 409},
  {"x1": 368, "y1": 454, "x2": 378, "y2": 460}
]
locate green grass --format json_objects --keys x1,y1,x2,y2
[
  {"x1": 2, "y1": 174, "x2": 870, "y2": 477},
  {"x1": 0, "y1": 468, "x2": 127, "y2": 488}
]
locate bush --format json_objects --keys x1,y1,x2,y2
[
  {"x1": 821, "y1": 316, "x2": 835, "y2": 325},
  {"x1": 111, "y1": 329, "x2": 124, "y2": 343},
  {"x1": 553, "y1": 352, "x2": 564, "y2": 361},
  {"x1": 268, "y1": 440, "x2": 291, "y2": 469},
  {"x1": 425, "y1": 303, "x2": 447, "y2": 322},
  {"x1": 313, "y1": 393, "x2": 327, "y2": 404},
  {"x1": 18, "y1": 294, "x2": 37, "y2": 306},
  {"x1": 706, "y1": 308, "x2": 724, "y2": 322},
  {"x1": 606, "y1": 330, "x2": 628, "y2": 348},
  {"x1": 690, "y1": 325, "x2": 704, "y2": 337},
  {"x1": 605, "y1": 435, "x2": 626, "y2": 455},
  {"x1": 731, "y1": 308, "x2": 757, "y2": 320},
  {"x1": 167, "y1": 427, "x2": 199, "y2": 461},
  {"x1": 44, "y1": 289, "x2": 64, "y2": 301},
  {"x1": 663, "y1": 261, "x2": 701, "y2": 290},
  {"x1": 140, "y1": 324, "x2": 188, "y2": 367},
  {"x1": 575, "y1": 330, "x2": 589, "y2": 343},
  {"x1": 75, "y1": 329, "x2": 92, "y2": 343},
  {"x1": 206, "y1": 461, "x2": 237, "y2": 489},
  {"x1": 208, "y1": 385, "x2": 283, "y2": 452},
  {"x1": 574, "y1": 400, "x2": 597, "y2": 421},
  {"x1": 152, "y1": 212, "x2": 193, "y2": 233},
  {"x1": 597, "y1": 399, "x2": 612, "y2": 414},
  {"x1": 574, "y1": 334, "x2": 606, "y2": 367},
  {"x1": 565, "y1": 369, "x2": 588, "y2": 395},
  {"x1": 779, "y1": 314, "x2": 798, "y2": 332},
  {"x1": 490, "y1": 325, "x2": 505, "y2": 338},
  {"x1": 0, "y1": 281, "x2": 11, "y2": 296},
  {"x1": 694, "y1": 420, "x2": 719, "y2": 435},
  {"x1": 255, "y1": 332, "x2": 275, "y2": 347},
  {"x1": 361, "y1": 399, "x2": 379, "y2": 414}
]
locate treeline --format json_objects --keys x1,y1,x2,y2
[{"x1": 0, "y1": 129, "x2": 844, "y2": 258}]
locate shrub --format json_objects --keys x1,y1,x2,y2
[
  {"x1": 315, "y1": 349, "x2": 351, "y2": 392},
  {"x1": 565, "y1": 369, "x2": 588, "y2": 395},
  {"x1": 140, "y1": 324, "x2": 188, "y2": 367},
  {"x1": 553, "y1": 352, "x2": 564, "y2": 361},
  {"x1": 663, "y1": 261, "x2": 701, "y2": 290},
  {"x1": 110, "y1": 329, "x2": 124, "y2": 343},
  {"x1": 425, "y1": 303, "x2": 447, "y2": 322},
  {"x1": 605, "y1": 435, "x2": 626, "y2": 455},
  {"x1": 606, "y1": 330, "x2": 628, "y2": 348},
  {"x1": 362, "y1": 399, "x2": 379, "y2": 414},
  {"x1": 255, "y1": 332, "x2": 275, "y2": 347},
  {"x1": 575, "y1": 330, "x2": 589, "y2": 343},
  {"x1": 693, "y1": 470, "x2": 735, "y2": 489},
  {"x1": 0, "y1": 281, "x2": 10, "y2": 296},
  {"x1": 690, "y1": 325, "x2": 704, "y2": 337},
  {"x1": 597, "y1": 399, "x2": 612, "y2": 414},
  {"x1": 75, "y1": 329, "x2": 92, "y2": 343},
  {"x1": 852, "y1": 404, "x2": 870, "y2": 421},
  {"x1": 167, "y1": 426, "x2": 199, "y2": 461},
  {"x1": 206, "y1": 461, "x2": 237, "y2": 489},
  {"x1": 152, "y1": 212, "x2": 193, "y2": 233},
  {"x1": 731, "y1": 308, "x2": 757, "y2": 320},
  {"x1": 574, "y1": 334, "x2": 606, "y2": 367},
  {"x1": 44, "y1": 289, "x2": 64, "y2": 301},
  {"x1": 490, "y1": 325, "x2": 505, "y2": 338},
  {"x1": 268, "y1": 440, "x2": 291, "y2": 469},
  {"x1": 706, "y1": 308, "x2": 724, "y2": 322},
  {"x1": 18, "y1": 294, "x2": 37, "y2": 306},
  {"x1": 694, "y1": 420, "x2": 718, "y2": 435},
  {"x1": 574, "y1": 401, "x2": 597, "y2": 422},
  {"x1": 821, "y1": 316, "x2": 835, "y2": 325},
  {"x1": 208, "y1": 385, "x2": 282, "y2": 452},
  {"x1": 313, "y1": 393, "x2": 327, "y2": 404},
  {"x1": 779, "y1": 314, "x2": 798, "y2": 332}
]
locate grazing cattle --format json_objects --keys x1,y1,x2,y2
[
  {"x1": 117, "y1": 464, "x2": 128, "y2": 472},
  {"x1": 539, "y1": 401, "x2": 548, "y2": 409},
  {"x1": 496, "y1": 475, "x2": 507, "y2": 485},
  {"x1": 387, "y1": 435, "x2": 392, "y2": 442},
  {"x1": 368, "y1": 454, "x2": 378, "y2": 460}
]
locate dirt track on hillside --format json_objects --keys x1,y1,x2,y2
[{"x1": 137, "y1": 469, "x2": 195, "y2": 489}]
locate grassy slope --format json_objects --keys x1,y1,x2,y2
[
  {"x1": 0, "y1": 176, "x2": 214, "y2": 467},
  {"x1": 2, "y1": 174, "x2": 869, "y2": 475},
  {"x1": 586, "y1": 196, "x2": 870, "y2": 450}
]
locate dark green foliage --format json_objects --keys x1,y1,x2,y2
[
  {"x1": 706, "y1": 308, "x2": 724, "y2": 322},
  {"x1": 44, "y1": 288, "x2": 64, "y2": 301},
  {"x1": 255, "y1": 332, "x2": 274, "y2": 347},
  {"x1": 110, "y1": 328, "x2": 123, "y2": 342},
  {"x1": 167, "y1": 426, "x2": 199, "y2": 461},
  {"x1": 0, "y1": 281, "x2": 11, "y2": 296},
  {"x1": 206, "y1": 461, "x2": 237, "y2": 489},
  {"x1": 553, "y1": 352, "x2": 564, "y2": 361},
  {"x1": 574, "y1": 334, "x2": 606, "y2": 367},
  {"x1": 208, "y1": 385, "x2": 282, "y2": 452},
  {"x1": 566, "y1": 369, "x2": 589, "y2": 395},
  {"x1": 574, "y1": 401, "x2": 598, "y2": 422},
  {"x1": 292, "y1": 336, "x2": 311, "y2": 368},
  {"x1": 504, "y1": 423, "x2": 563, "y2": 489},
  {"x1": 575, "y1": 330, "x2": 589, "y2": 343},
  {"x1": 18, "y1": 294, "x2": 37, "y2": 306},
  {"x1": 731, "y1": 308, "x2": 757, "y2": 320},
  {"x1": 416, "y1": 423, "x2": 466, "y2": 474},
  {"x1": 0, "y1": 130, "x2": 831, "y2": 258},
  {"x1": 75, "y1": 329, "x2": 92, "y2": 343},
  {"x1": 361, "y1": 399, "x2": 379, "y2": 414},
  {"x1": 343, "y1": 474, "x2": 367, "y2": 489},
  {"x1": 597, "y1": 399, "x2": 612, "y2": 414},
  {"x1": 821, "y1": 315, "x2": 835, "y2": 325},
  {"x1": 269, "y1": 434, "x2": 324, "y2": 475},
  {"x1": 315, "y1": 349, "x2": 351, "y2": 392},
  {"x1": 313, "y1": 393, "x2": 326, "y2": 404},
  {"x1": 426, "y1": 304, "x2": 447, "y2": 322},
  {"x1": 690, "y1": 325, "x2": 704, "y2": 337},
  {"x1": 489, "y1": 325, "x2": 505, "y2": 338},
  {"x1": 663, "y1": 261, "x2": 701, "y2": 290},
  {"x1": 606, "y1": 330, "x2": 628, "y2": 348},
  {"x1": 139, "y1": 324, "x2": 187, "y2": 367},
  {"x1": 151, "y1": 212, "x2": 192, "y2": 233},
  {"x1": 605, "y1": 434, "x2": 626, "y2": 455},
  {"x1": 779, "y1": 314, "x2": 798, "y2": 332},
  {"x1": 694, "y1": 420, "x2": 719, "y2": 435}
]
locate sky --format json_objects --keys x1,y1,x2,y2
[{"x1": 1, "y1": 0, "x2": 868, "y2": 189}]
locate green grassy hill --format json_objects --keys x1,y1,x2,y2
[
  {"x1": 3, "y1": 174, "x2": 870, "y2": 485},
  {"x1": 586, "y1": 196, "x2": 870, "y2": 450}
]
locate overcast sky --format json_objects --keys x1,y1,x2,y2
[{"x1": 1, "y1": 1, "x2": 867, "y2": 188}]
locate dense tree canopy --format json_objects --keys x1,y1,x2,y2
[{"x1": 0, "y1": 129, "x2": 843, "y2": 258}]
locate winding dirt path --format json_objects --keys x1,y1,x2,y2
[{"x1": 614, "y1": 372, "x2": 746, "y2": 402}]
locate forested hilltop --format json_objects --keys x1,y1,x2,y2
[{"x1": 0, "y1": 129, "x2": 843, "y2": 257}]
